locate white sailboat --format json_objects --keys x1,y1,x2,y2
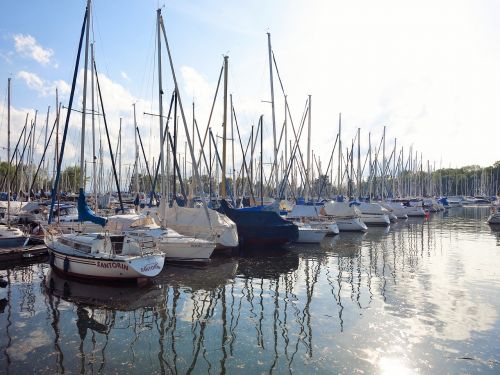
[
  {"x1": 45, "y1": 229, "x2": 164, "y2": 280},
  {"x1": 1, "y1": 78, "x2": 30, "y2": 248},
  {"x1": 294, "y1": 223, "x2": 329, "y2": 243},
  {"x1": 105, "y1": 214, "x2": 216, "y2": 262},
  {"x1": 322, "y1": 201, "x2": 367, "y2": 232},
  {"x1": 45, "y1": 1, "x2": 165, "y2": 281},
  {"x1": 405, "y1": 201, "x2": 427, "y2": 217},
  {"x1": 357, "y1": 202, "x2": 391, "y2": 226},
  {"x1": 287, "y1": 204, "x2": 339, "y2": 235},
  {"x1": 163, "y1": 203, "x2": 238, "y2": 249}
]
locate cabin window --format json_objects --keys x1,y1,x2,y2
[{"x1": 59, "y1": 238, "x2": 91, "y2": 253}]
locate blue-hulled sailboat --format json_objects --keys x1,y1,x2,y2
[{"x1": 218, "y1": 199, "x2": 298, "y2": 247}]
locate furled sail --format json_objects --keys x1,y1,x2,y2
[{"x1": 77, "y1": 188, "x2": 107, "y2": 227}]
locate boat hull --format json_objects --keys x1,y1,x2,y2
[
  {"x1": 295, "y1": 227, "x2": 328, "y2": 243},
  {"x1": 333, "y1": 217, "x2": 368, "y2": 232},
  {"x1": 218, "y1": 200, "x2": 298, "y2": 247},
  {"x1": 0, "y1": 236, "x2": 29, "y2": 248},
  {"x1": 47, "y1": 248, "x2": 164, "y2": 280},
  {"x1": 45, "y1": 233, "x2": 165, "y2": 280},
  {"x1": 360, "y1": 214, "x2": 391, "y2": 226},
  {"x1": 158, "y1": 237, "x2": 215, "y2": 262},
  {"x1": 405, "y1": 207, "x2": 426, "y2": 217}
]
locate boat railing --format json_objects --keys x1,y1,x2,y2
[{"x1": 120, "y1": 232, "x2": 159, "y2": 256}]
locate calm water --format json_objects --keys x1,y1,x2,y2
[{"x1": 1, "y1": 207, "x2": 500, "y2": 374}]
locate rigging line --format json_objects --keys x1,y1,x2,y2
[
  {"x1": 49, "y1": 5, "x2": 88, "y2": 224},
  {"x1": 94, "y1": 59, "x2": 124, "y2": 212},
  {"x1": 139, "y1": 14, "x2": 158, "y2": 102},
  {"x1": 91, "y1": 4, "x2": 111, "y2": 79}
]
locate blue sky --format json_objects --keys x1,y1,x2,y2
[{"x1": 1, "y1": 0, "x2": 500, "y2": 188}]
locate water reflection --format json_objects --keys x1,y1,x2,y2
[{"x1": 0, "y1": 207, "x2": 499, "y2": 373}]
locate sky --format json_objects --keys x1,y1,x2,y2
[{"x1": 1, "y1": 0, "x2": 500, "y2": 189}]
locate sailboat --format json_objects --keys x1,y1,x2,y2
[
  {"x1": 163, "y1": 202, "x2": 238, "y2": 249},
  {"x1": 0, "y1": 78, "x2": 30, "y2": 248},
  {"x1": 105, "y1": 213, "x2": 217, "y2": 262},
  {"x1": 215, "y1": 44, "x2": 298, "y2": 247},
  {"x1": 356, "y1": 202, "x2": 391, "y2": 226},
  {"x1": 286, "y1": 204, "x2": 340, "y2": 236},
  {"x1": 44, "y1": 1, "x2": 164, "y2": 280},
  {"x1": 322, "y1": 200, "x2": 368, "y2": 232},
  {"x1": 218, "y1": 199, "x2": 298, "y2": 246}
]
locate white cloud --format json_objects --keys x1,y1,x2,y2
[
  {"x1": 243, "y1": 0, "x2": 500, "y2": 168},
  {"x1": 17, "y1": 70, "x2": 70, "y2": 97},
  {"x1": 13, "y1": 33, "x2": 54, "y2": 66}
]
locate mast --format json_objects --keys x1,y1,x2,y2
[
  {"x1": 231, "y1": 94, "x2": 236, "y2": 202},
  {"x1": 7, "y1": 78, "x2": 11, "y2": 228},
  {"x1": 158, "y1": 11, "x2": 213, "y2": 228},
  {"x1": 28, "y1": 110, "x2": 37, "y2": 200},
  {"x1": 133, "y1": 103, "x2": 139, "y2": 195},
  {"x1": 80, "y1": 0, "x2": 91, "y2": 190},
  {"x1": 357, "y1": 128, "x2": 361, "y2": 199},
  {"x1": 382, "y1": 125, "x2": 386, "y2": 200},
  {"x1": 369, "y1": 132, "x2": 372, "y2": 200},
  {"x1": 43, "y1": 106, "x2": 50, "y2": 191},
  {"x1": 52, "y1": 89, "x2": 59, "y2": 189},
  {"x1": 250, "y1": 125, "x2": 254, "y2": 194},
  {"x1": 156, "y1": 8, "x2": 166, "y2": 226},
  {"x1": 91, "y1": 42, "x2": 97, "y2": 210},
  {"x1": 221, "y1": 55, "x2": 228, "y2": 198},
  {"x1": 118, "y1": 118, "x2": 122, "y2": 191},
  {"x1": 260, "y1": 115, "x2": 263, "y2": 205},
  {"x1": 192, "y1": 102, "x2": 195, "y2": 185},
  {"x1": 267, "y1": 33, "x2": 279, "y2": 197},
  {"x1": 305, "y1": 95, "x2": 312, "y2": 202},
  {"x1": 337, "y1": 113, "x2": 342, "y2": 196},
  {"x1": 392, "y1": 138, "x2": 396, "y2": 198},
  {"x1": 284, "y1": 96, "x2": 288, "y2": 200}
]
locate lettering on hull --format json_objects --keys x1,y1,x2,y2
[
  {"x1": 141, "y1": 263, "x2": 161, "y2": 273},
  {"x1": 96, "y1": 261, "x2": 129, "y2": 271}
]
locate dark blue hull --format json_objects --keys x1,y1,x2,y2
[{"x1": 218, "y1": 200, "x2": 298, "y2": 247}]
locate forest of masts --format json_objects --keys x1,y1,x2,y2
[
  {"x1": 2, "y1": 46, "x2": 499, "y2": 203},
  {"x1": 1, "y1": 97, "x2": 499, "y2": 202}
]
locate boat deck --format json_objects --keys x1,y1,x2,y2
[{"x1": 0, "y1": 243, "x2": 48, "y2": 264}]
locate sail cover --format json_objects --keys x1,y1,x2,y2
[{"x1": 77, "y1": 188, "x2": 107, "y2": 227}]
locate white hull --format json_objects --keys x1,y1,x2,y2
[
  {"x1": 405, "y1": 207, "x2": 426, "y2": 217},
  {"x1": 334, "y1": 217, "x2": 368, "y2": 232},
  {"x1": 0, "y1": 225, "x2": 29, "y2": 247},
  {"x1": 158, "y1": 234, "x2": 216, "y2": 262},
  {"x1": 162, "y1": 205, "x2": 239, "y2": 249},
  {"x1": 295, "y1": 226, "x2": 328, "y2": 243},
  {"x1": 167, "y1": 223, "x2": 238, "y2": 249},
  {"x1": 311, "y1": 221, "x2": 340, "y2": 235},
  {"x1": 45, "y1": 232, "x2": 165, "y2": 280},
  {"x1": 360, "y1": 213, "x2": 390, "y2": 226},
  {"x1": 381, "y1": 202, "x2": 408, "y2": 219}
]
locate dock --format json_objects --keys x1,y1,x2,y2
[{"x1": 0, "y1": 243, "x2": 48, "y2": 264}]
